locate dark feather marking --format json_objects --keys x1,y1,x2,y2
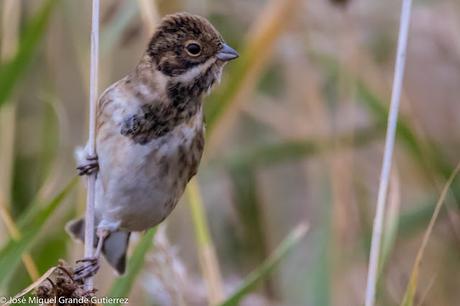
[
  {"x1": 120, "y1": 59, "x2": 218, "y2": 145},
  {"x1": 159, "y1": 162, "x2": 170, "y2": 177},
  {"x1": 185, "y1": 131, "x2": 204, "y2": 181},
  {"x1": 119, "y1": 13, "x2": 222, "y2": 145}
]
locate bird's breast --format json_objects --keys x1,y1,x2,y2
[{"x1": 96, "y1": 110, "x2": 205, "y2": 231}]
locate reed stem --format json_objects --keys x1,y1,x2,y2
[
  {"x1": 84, "y1": 0, "x2": 100, "y2": 290},
  {"x1": 364, "y1": 1, "x2": 413, "y2": 305}
]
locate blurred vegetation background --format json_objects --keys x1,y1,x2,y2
[{"x1": 0, "y1": 0, "x2": 460, "y2": 305}]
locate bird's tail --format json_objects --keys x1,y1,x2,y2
[{"x1": 66, "y1": 218, "x2": 130, "y2": 275}]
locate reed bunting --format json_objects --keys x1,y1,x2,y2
[{"x1": 67, "y1": 12, "x2": 238, "y2": 279}]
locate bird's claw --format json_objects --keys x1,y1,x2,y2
[
  {"x1": 74, "y1": 257, "x2": 100, "y2": 281},
  {"x1": 77, "y1": 154, "x2": 99, "y2": 176}
]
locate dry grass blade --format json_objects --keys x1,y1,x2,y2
[
  {"x1": 415, "y1": 275, "x2": 436, "y2": 306},
  {"x1": 186, "y1": 179, "x2": 224, "y2": 305},
  {"x1": 401, "y1": 161, "x2": 460, "y2": 306}
]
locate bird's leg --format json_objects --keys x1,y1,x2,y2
[
  {"x1": 77, "y1": 153, "x2": 99, "y2": 176},
  {"x1": 74, "y1": 229, "x2": 109, "y2": 281}
]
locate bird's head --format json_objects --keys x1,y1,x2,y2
[{"x1": 147, "y1": 13, "x2": 238, "y2": 91}]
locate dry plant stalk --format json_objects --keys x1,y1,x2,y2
[
  {"x1": 415, "y1": 275, "x2": 436, "y2": 306},
  {"x1": 365, "y1": 1, "x2": 413, "y2": 305},
  {"x1": 186, "y1": 179, "x2": 225, "y2": 305},
  {"x1": 83, "y1": 0, "x2": 100, "y2": 290}
]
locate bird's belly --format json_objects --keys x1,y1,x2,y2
[
  {"x1": 107, "y1": 177, "x2": 181, "y2": 231},
  {"x1": 96, "y1": 121, "x2": 204, "y2": 232}
]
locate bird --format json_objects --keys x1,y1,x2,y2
[{"x1": 66, "y1": 12, "x2": 238, "y2": 280}]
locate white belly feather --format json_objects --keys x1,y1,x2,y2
[{"x1": 95, "y1": 111, "x2": 204, "y2": 232}]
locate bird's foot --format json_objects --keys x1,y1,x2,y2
[
  {"x1": 74, "y1": 257, "x2": 100, "y2": 281},
  {"x1": 77, "y1": 154, "x2": 99, "y2": 176}
]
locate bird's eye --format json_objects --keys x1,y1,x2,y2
[{"x1": 185, "y1": 42, "x2": 202, "y2": 56}]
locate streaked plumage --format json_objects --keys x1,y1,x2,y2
[{"x1": 67, "y1": 13, "x2": 238, "y2": 277}]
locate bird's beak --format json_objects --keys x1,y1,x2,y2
[{"x1": 216, "y1": 43, "x2": 239, "y2": 62}]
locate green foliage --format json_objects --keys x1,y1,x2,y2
[
  {"x1": 0, "y1": 178, "x2": 77, "y2": 289},
  {"x1": 12, "y1": 97, "x2": 60, "y2": 217},
  {"x1": 0, "y1": 0, "x2": 58, "y2": 108}
]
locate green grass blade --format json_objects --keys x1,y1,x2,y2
[
  {"x1": 218, "y1": 224, "x2": 308, "y2": 306},
  {"x1": 0, "y1": 0, "x2": 58, "y2": 108},
  {"x1": 0, "y1": 178, "x2": 77, "y2": 288},
  {"x1": 107, "y1": 228, "x2": 157, "y2": 305}
]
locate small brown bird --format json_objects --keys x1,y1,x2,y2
[{"x1": 67, "y1": 12, "x2": 238, "y2": 280}]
